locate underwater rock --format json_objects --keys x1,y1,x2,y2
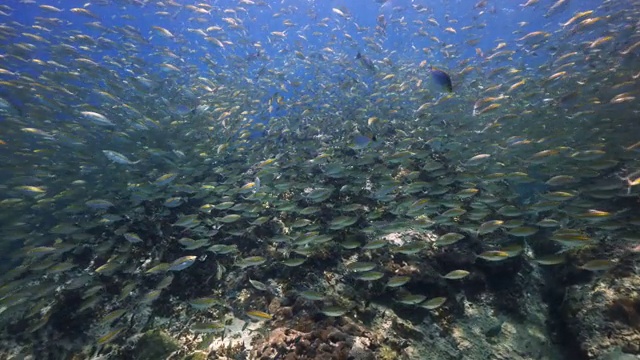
[
  {"x1": 250, "y1": 324, "x2": 374, "y2": 360},
  {"x1": 348, "y1": 336, "x2": 375, "y2": 360},
  {"x1": 365, "y1": 256, "x2": 564, "y2": 360},
  {"x1": 182, "y1": 350, "x2": 208, "y2": 360},
  {"x1": 563, "y1": 272, "x2": 640, "y2": 359},
  {"x1": 133, "y1": 329, "x2": 180, "y2": 360}
]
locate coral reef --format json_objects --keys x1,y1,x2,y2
[
  {"x1": 132, "y1": 329, "x2": 180, "y2": 360},
  {"x1": 563, "y1": 269, "x2": 640, "y2": 359},
  {"x1": 250, "y1": 324, "x2": 376, "y2": 360}
]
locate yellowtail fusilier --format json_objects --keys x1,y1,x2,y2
[
  {"x1": 146, "y1": 263, "x2": 170, "y2": 274},
  {"x1": 236, "y1": 256, "x2": 266, "y2": 268},
  {"x1": 282, "y1": 258, "x2": 306, "y2": 267},
  {"x1": 249, "y1": 279, "x2": 268, "y2": 291},
  {"x1": 123, "y1": 232, "x2": 143, "y2": 244},
  {"x1": 153, "y1": 173, "x2": 178, "y2": 186},
  {"x1": 442, "y1": 270, "x2": 470, "y2": 280},
  {"x1": 362, "y1": 239, "x2": 387, "y2": 250},
  {"x1": 320, "y1": 305, "x2": 348, "y2": 317},
  {"x1": 328, "y1": 215, "x2": 358, "y2": 230},
  {"x1": 168, "y1": 256, "x2": 197, "y2": 271},
  {"x1": 354, "y1": 271, "x2": 384, "y2": 281},
  {"x1": 393, "y1": 242, "x2": 425, "y2": 255},
  {"x1": 140, "y1": 289, "x2": 162, "y2": 304},
  {"x1": 420, "y1": 297, "x2": 447, "y2": 310},
  {"x1": 217, "y1": 214, "x2": 242, "y2": 223},
  {"x1": 96, "y1": 327, "x2": 125, "y2": 345},
  {"x1": 577, "y1": 259, "x2": 616, "y2": 271},
  {"x1": 507, "y1": 226, "x2": 538, "y2": 237},
  {"x1": 99, "y1": 309, "x2": 127, "y2": 326},
  {"x1": 214, "y1": 201, "x2": 235, "y2": 210},
  {"x1": 81, "y1": 111, "x2": 115, "y2": 126},
  {"x1": 207, "y1": 244, "x2": 238, "y2": 254},
  {"x1": 346, "y1": 261, "x2": 376, "y2": 272},
  {"x1": 386, "y1": 275, "x2": 411, "y2": 288},
  {"x1": 14, "y1": 186, "x2": 46, "y2": 197},
  {"x1": 299, "y1": 290, "x2": 324, "y2": 301},
  {"x1": 397, "y1": 294, "x2": 426, "y2": 305},
  {"x1": 246, "y1": 310, "x2": 272, "y2": 321},
  {"x1": 189, "y1": 297, "x2": 223, "y2": 310},
  {"x1": 476, "y1": 250, "x2": 510, "y2": 262},
  {"x1": 435, "y1": 233, "x2": 465, "y2": 246},
  {"x1": 173, "y1": 214, "x2": 201, "y2": 228},
  {"x1": 533, "y1": 254, "x2": 566, "y2": 265},
  {"x1": 102, "y1": 150, "x2": 140, "y2": 165},
  {"x1": 191, "y1": 322, "x2": 225, "y2": 333},
  {"x1": 477, "y1": 220, "x2": 504, "y2": 235},
  {"x1": 178, "y1": 237, "x2": 209, "y2": 250},
  {"x1": 163, "y1": 197, "x2": 183, "y2": 208},
  {"x1": 305, "y1": 188, "x2": 333, "y2": 203}
]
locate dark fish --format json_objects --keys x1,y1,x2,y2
[
  {"x1": 356, "y1": 52, "x2": 376, "y2": 72},
  {"x1": 0, "y1": 95, "x2": 23, "y2": 116},
  {"x1": 430, "y1": 66, "x2": 453, "y2": 93}
]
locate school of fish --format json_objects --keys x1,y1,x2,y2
[{"x1": 0, "y1": 0, "x2": 639, "y2": 358}]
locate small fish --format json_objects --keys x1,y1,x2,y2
[
  {"x1": 393, "y1": 243, "x2": 425, "y2": 255},
  {"x1": 533, "y1": 254, "x2": 566, "y2": 265},
  {"x1": 442, "y1": 270, "x2": 470, "y2": 280},
  {"x1": 420, "y1": 297, "x2": 447, "y2": 310},
  {"x1": 249, "y1": 279, "x2": 268, "y2": 291},
  {"x1": 168, "y1": 256, "x2": 197, "y2": 271},
  {"x1": 236, "y1": 256, "x2": 266, "y2": 268},
  {"x1": 430, "y1": 66, "x2": 453, "y2": 92},
  {"x1": 435, "y1": 232, "x2": 465, "y2": 246},
  {"x1": 173, "y1": 214, "x2": 201, "y2": 228},
  {"x1": 397, "y1": 294, "x2": 426, "y2": 305},
  {"x1": 362, "y1": 239, "x2": 387, "y2": 250},
  {"x1": 85, "y1": 199, "x2": 115, "y2": 210},
  {"x1": 507, "y1": 226, "x2": 538, "y2": 237},
  {"x1": 477, "y1": 220, "x2": 504, "y2": 235},
  {"x1": 81, "y1": 111, "x2": 115, "y2": 126},
  {"x1": 476, "y1": 250, "x2": 510, "y2": 262},
  {"x1": 189, "y1": 297, "x2": 222, "y2": 310},
  {"x1": 191, "y1": 322, "x2": 225, "y2": 333},
  {"x1": 100, "y1": 309, "x2": 127, "y2": 326},
  {"x1": 356, "y1": 52, "x2": 376, "y2": 72},
  {"x1": 123, "y1": 232, "x2": 143, "y2": 244},
  {"x1": 103, "y1": 150, "x2": 140, "y2": 165},
  {"x1": 154, "y1": 173, "x2": 178, "y2": 186},
  {"x1": 146, "y1": 263, "x2": 170, "y2": 274},
  {"x1": 354, "y1": 271, "x2": 384, "y2": 281},
  {"x1": 246, "y1": 310, "x2": 272, "y2": 321},
  {"x1": 207, "y1": 244, "x2": 238, "y2": 254},
  {"x1": 350, "y1": 134, "x2": 377, "y2": 150},
  {"x1": 299, "y1": 290, "x2": 325, "y2": 301},
  {"x1": 346, "y1": 261, "x2": 376, "y2": 272},
  {"x1": 320, "y1": 305, "x2": 348, "y2": 317},
  {"x1": 282, "y1": 258, "x2": 306, "y2": 267},
  {"x1": 386, "y1": 276, "x2": 411, "y2": 288},
  {"x1": 163, "y1": 197, "x2": 183, "y2": 208},
  {"x1": 217, "y1": 214, "x2": 242, "y2": 223},
  {"x1": 14, "y1": 186, "x2": 46, "y2": 196},
  {"x1": 96, "y1": 327, "x2": 124, "y2": 345},
  {"x1": 577, "y1": 259, "x2": 616, "y2": 271}
]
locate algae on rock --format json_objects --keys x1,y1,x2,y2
[{"x1": 133, "y1": 329, "x2": 180, "y2": 360}]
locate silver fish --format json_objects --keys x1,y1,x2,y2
[
  {"x1": 81, "y1": 111, "x2": 115, "y2": 126},
  {"x1": 102, "y1": 150, "x2": 140, "y2": 165}
]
